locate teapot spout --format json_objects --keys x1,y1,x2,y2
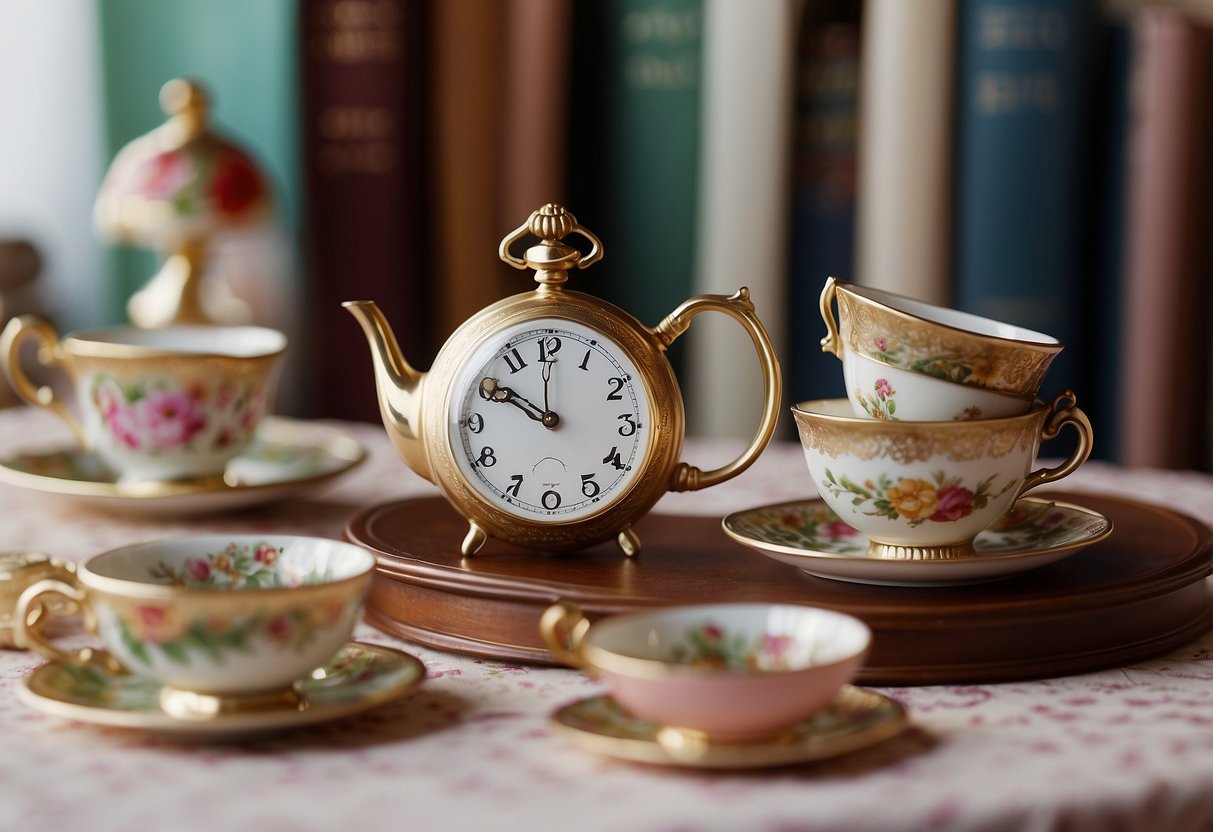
[{"x1": 342, "y1": 300, "x2": 432, "y2": 482}]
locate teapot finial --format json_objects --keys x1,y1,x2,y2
[{"x1": 499, "y1": 203, "x2": 605, "y2": 290}]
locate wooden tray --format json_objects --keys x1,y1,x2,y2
[{"x1": 346, "y1": 491, "x2": 1213, "y2": 684}]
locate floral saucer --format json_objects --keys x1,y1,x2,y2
[
  {"x1": 19, "y1": 641, "x2": 424, "y2": 738},
  {"x1": 0, "y1": 417, "x2": 365, "y2": 515},
  {"x1": 722, "y1": 496, "x2": 1113, "y2": 586},
  {"x1": 550, "y1": 685, "x2": 907, "y2": 769}
]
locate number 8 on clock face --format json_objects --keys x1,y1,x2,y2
[{"x1": 450, "y1": 319, "x2": 652, "y2": 522}]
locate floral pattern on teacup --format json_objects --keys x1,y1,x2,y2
[
  {"x1": 820, "y1": 469, "x2": 1017, "y2": 526},
  {"x1": 91, "y1": 374, "x2": 267, "y2": 454},
  {"x1": 116, "y1": 597, "x2": 352, "y2": 668},
  {"x1": 668, "y1": 623, "x2": 797, "y2": 671},
  {"x1": 868, "y1": 336, "x2": 997, "y2": 390},
  {"x1": 855, "y1": 378, "x2": 986, "y2": 422},
  {"x1": 148, "y1": 541, "x2": 294, "y2": 590}
]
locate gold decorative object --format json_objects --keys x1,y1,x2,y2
[
  {"x1": 94, "y1": 78, "x2": 272, "y2": 328},
  {"x1": 345, "y1": 203, "x2": 782, "y2": 557},
  {"x1": 0, "y1": 553, "x2": 76, "y2": 649}
]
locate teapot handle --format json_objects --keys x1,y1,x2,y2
[{"x1": 653, "y1": 288, "x2": 782, "y2": 492}]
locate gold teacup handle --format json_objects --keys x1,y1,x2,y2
[
  {"x1": 653, "y1": 287, "x2": 782, "y2": 492},
  {"x1": 819, "y1": 275, "x2": 843, "y2": 358},
  {"x1": 1017, "y1": 390, "x2": 1093, "y2": 498},
  {"x1": 539, "y1": 602, "x2": 593, "y2": 672},
  {"x1": 0, "y1": 315, "x2": 86, "y2": 446},
  {"x1": 16, "y1": 579, "x2": 125, "y2": 674}
]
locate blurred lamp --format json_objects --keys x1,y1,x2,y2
[{"x1": 94, "y1": 78, "x2": 271, "y2": 327}]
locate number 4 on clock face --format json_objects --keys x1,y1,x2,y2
[{"x1": 451, "y1": 319, "x2": 652, "y2": 523}]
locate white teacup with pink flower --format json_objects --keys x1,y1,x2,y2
[{"x1": 1, "y1": 315, "x2": 285, "y2": 482}]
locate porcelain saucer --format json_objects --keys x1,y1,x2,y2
[
  {"x1": 551, "y1": 685, "x2": 907, "y2": 769},
  {"x1": 722, "y1": 496, "x2": 1113, "y2": 586},
  {"x1": 0, "y1": 417, "x2": 365, "y2": 515},
  {"x1": 19, "y1": 641, "x2": 424, "y2": 738}
]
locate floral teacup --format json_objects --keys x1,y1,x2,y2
[
  {"x1": 819, "y1": 276, "x2": 1062, "y2": 402},
  {"x1": 791, "y1": 394, "x2": 1092, "y2": 560},
  {"x1": 16, "y1": 535, "x2": 373, "y2": 715},
  {"x1": 0, "y1": 315, "x2": 285, "y2": 482},
  {"x1": 540, "y1": 602, "x2": 871, "y2": 742}
]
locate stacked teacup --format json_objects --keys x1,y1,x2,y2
[{"x1": 790, "y1": 277, "x2": 1093, "y2": 561}]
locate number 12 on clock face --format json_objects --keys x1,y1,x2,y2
[{"x1": 451, "y1": 319, "x2": 652, "y2": 523}]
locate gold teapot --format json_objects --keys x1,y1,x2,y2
[{"x1": 345, "y1": 204, "x2": 781, "y2": 557}]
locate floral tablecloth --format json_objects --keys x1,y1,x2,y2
[{"x1": 1, "y1": 406, "x2": 1212, "y2": 832}]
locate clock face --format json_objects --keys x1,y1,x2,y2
[{"x1": 448, "y1": 319, "x2": 652, "y2": 522}]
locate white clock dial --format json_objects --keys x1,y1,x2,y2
[{"x1": 449, "y1": 319, "x2": 652, "y2": 522}]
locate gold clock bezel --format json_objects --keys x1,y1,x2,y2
[{"x1": 422, "y1": 289, "x2": 684, "y2": 552}]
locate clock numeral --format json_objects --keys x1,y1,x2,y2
[
  {"x1": 603, "y1": 446, "x2": 624, "y2": 470},
  {"x1": 476, "y1": 446, "x2": 497, "y2": 468},
  {"x1": 606, "y1": 377, "x2": 625, "y2": 401},
  {"x1": 506, "y1": 474, "x2": 523, "y2": 497},
  {"x1": 503, "y1": 348, "x2": 528, "y2": 375},
  {"x1": 541, "y1": 490, "x2": 562, "y2": 510},
  {"x1": 466, "y1": 413, "x2": 484, "y2": 434},
  {"x1": 578, "y1": 349, "x2": 592, "y2": 371},
  {"x1": 538, "y1": 336, "x2": 562, "y2": 362},
  {"x1": 617, "y1": 414, "x2": 639, "y2": 436},
  {"x1": 580, "y1": 474, "x2": 600, "y2": 498}
]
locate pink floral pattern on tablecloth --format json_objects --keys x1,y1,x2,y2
[{"x1": 0, "y1": 406, "x2": 1211, "y2": 832}]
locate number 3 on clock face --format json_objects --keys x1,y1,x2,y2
[{"x1": 450, "y1": 319, "x2": 652, "y2": 522}]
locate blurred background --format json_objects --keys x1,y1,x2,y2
[{"x1": 0, "y1": 0, "x2": 1209, "y2": 470}]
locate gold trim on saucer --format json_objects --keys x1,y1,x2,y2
[
  {"x1": 18, "y1": 641, "x2": 424, "y2": 737},
  {"x1": 0, "y1": 417, "x2": 365, "y2": 511},
  {"x1": 550, "y1": 686, "x2": 909, "y2": 769}
]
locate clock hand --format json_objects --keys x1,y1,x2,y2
[
  {"x1": 540, "y1": 360, "x2": 561, "y2": 429},
  {"x1": 479, "y1": 377, "x2": 558, "y2": 427}
]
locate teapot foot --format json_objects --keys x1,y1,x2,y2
[{"x1": 461, "y1": 522, "x2": 487, "y2": 558}]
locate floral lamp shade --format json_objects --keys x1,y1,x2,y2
[{"x1": 95, "y1": 78, "x2": 272, "y2": 327}]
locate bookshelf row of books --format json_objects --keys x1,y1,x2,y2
[{"x1": 3, "y1": 0, "x2": 1208, "y2": 472}]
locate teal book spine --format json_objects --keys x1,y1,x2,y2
[
  {"x1": 568, "y1": 0, "x2": 703, "y2": 375},
  {"x1": 951, "y1": 0, "x2": 1095, "y2": 400}
]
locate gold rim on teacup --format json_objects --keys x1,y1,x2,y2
[
  {"x1": 791, "y1": 391, "x2": 1092, "y2": 561},
  {"x1": 819, "y1": 276, "x2": 1062, "y2": 398}
]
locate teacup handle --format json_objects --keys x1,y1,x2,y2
[
  {"x1": 818, "y1": 275, "x2": 843, "y2": 358},
  {"x1": 16, "y1": 578, "x2": 125, "y2": 674},
  {"x1": 1017, "y1": 390, "x2": 1093, "y2": 498},
  {"x1": 652, "y1": 287, "x2": 782, "y2": 492},
  {"x1": 539, "y1": 602, "x2": 593, "y2": 672},
  {"x1": 0, "y1": 315, "x2": 85, "y2": 446}
]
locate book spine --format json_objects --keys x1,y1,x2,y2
[
  {"x1": 300, "y1": 0, "x2": 427, "y2": 421},
  {"x1": 786, "y1": 0, "x2": 861, "y2": 406},
  {"x1": 951, "y1": 0, "x2": 1095, "y2": 401},
  {"x1": 688, "y1": 0, "x2": 796, "y2": 438},
  {"x1": 1117, "y1": 8, "x2": 1212, "y2": 468},
  {"x1": 854, "y1": 0, "x2": 955, "y2": 306}
]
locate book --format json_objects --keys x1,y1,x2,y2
[
  {"x1": 300, "y1": 0, "x2": 427, "y2": 421},
  {"x1": 567, "y1": 0, "x2": 705, "y2": 385},
  {"x1": 498, "y1": 0, "x2": 574, "y2": 237},
  {"x1": 853, "y1": 0, "x2": 955, "y2": 306},
  {"x1": 428, "y1": 0, "x2": 513, "y2": 347},
  {"x1": 785, "y1": 0, "x2": 862, "y2": 407},
  {"x1": 687, "y1": 0, "x2": 797, "y2": 439},
  {"x1": 1116, "y1": 7, "x2": 1212, "y2": 469},
  {"x1": 951, "y1": 0, "x2": 1096, "y2": 404}
]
